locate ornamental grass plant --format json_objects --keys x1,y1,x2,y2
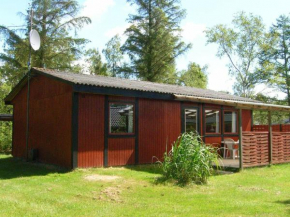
[{"x1": 161, "y1": 132, "x2": 219, "y2": 185}]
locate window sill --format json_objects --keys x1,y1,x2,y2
[{"x1": 108, "y1": 134, "x2": 136, "y2": 138}]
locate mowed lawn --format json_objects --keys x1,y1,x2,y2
[{"x1": 0, "y1": 154, "x2": 290, "y2": 217}]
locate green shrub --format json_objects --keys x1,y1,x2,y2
[
  {"x1": 0, "y1": 121, "x2": 12, "y2": 153},
  {"x1": 161, "y1": 132, "x2": 219, "y2": 185}
]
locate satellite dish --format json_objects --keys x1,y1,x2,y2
[{"x1": 29, "y1": 29, "x2": 41, "y2": 51}]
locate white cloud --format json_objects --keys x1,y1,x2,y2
[
  {"x1": 254, "y1": 84, "x2": 286, "y2": 100},
  {"x1": 122, "y1": 1, "x2": 137, "y2": 14},
  {"x1": 182, "y1": 22, "x2": 206, "y2": 42},
  {"x1": 105, "y1": 24, "x2": 130, "y2": 43},
  {"x1": 81, "y1": 0, "x2": 115, "y2": 21},
  {"x1": 207, "y1": 62, "x2": 234, "y2": 93}
]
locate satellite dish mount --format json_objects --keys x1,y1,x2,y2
[{"x1": 26, "y1": 4, "x2": 41, "y2": 161}]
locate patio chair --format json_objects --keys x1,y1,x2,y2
[{"x1": 223, "y1": 138, "x2": 239, "y2": 159}]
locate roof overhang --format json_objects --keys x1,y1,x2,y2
[
  {"x1": 174, "y1": 94, "x2": 290, "y2": 112},
  {"x1": 4, "y1": 74, "x2": 29, "y2": 105},
  {"x1": 5, "y1": 68, "x2": 289, "y2": 113}
]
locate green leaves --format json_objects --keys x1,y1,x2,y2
[
  {"x1": 102, "y1": 35, "x2": 123, "y2": 77},
  {"x1": 161, "y1": 132, "x2": 219, "y2": 185},
  {"x1": 178, "y1": 62, "x2": 208, "y2": 89},
  {"x1": 85, "y1": 49, "x2": 108, "y2": 76},
  {"x1": 259, "y1": 15, "x2": 290, "y2": 99},
  {"x1": 205, "y1": 12, "x2": 266, "y2": 98}
]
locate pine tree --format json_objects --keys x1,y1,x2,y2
[
  {"x1": 259, "y1": 15, "x2": 290, "y2": 106},
  {"x1": 0, "y1": 0, "x2": 91, "y2": 85},
  {"x1": 121, "y1": 0, "x2": 191, "y2": 82}
]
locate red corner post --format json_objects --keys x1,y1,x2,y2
[
  {"x1": 238, "y1": 109, "x2": 243, "y2": 170},
  {"x1": 268, "y1": 111, "x2": 273, "y2": 165}
]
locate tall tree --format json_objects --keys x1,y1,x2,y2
[
  {"x1": 253, "y1": 93, "x2": 288, "y2": 124},
  {"x1": 205, "y1": 12, "x2": 266, "y2": 97},
  {"x1": 178, "y1": 62, "x2": 208, "y2": 88},
  {"x1": 121, "y1": 0, "x2": 191, "y2": 82},
  {"x1": 259, "y1": 15, "x2": 290, "y2": 107},
  {"x1": 102, "y1": 35, "x2": 123, "y2": 77},
  {"x1": 85, "y1": 48, "x2": 108, "y2": 76},
  {"x1": 0, "y1": 0, "x2": 91, "y2": 85},
  {"x1": 0, "y1": 71, "x2": 12, "y2": 152}
]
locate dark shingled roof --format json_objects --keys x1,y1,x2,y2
[
  {"x1": 32, "y1": 67, "x2": 259, "y2": 103},
  {"x1": 5, "y1": 67, "x2": 260, "y2": 104}
]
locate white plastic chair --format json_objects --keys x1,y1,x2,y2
[{"x1": 223, "y1": 138, "x2": 239, "y2": 159}]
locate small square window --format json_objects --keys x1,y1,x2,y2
[
  {"x1": 205, "y1": 109, "x2": 220, "y2": 133},
  {"x1": 109, "y1": 103, "x2": 134, "y2": 134}
]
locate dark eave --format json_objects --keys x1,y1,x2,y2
[{"x1": 0, "y1": 114, "x2": 13, "y2": 121}]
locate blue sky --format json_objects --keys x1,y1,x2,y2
[{"x1": 0, "y1": 0, "x2": 289, "y2": 97}]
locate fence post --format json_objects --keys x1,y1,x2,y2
[
  {"x1": 239, "y1": 109, "x2": 243, "y2": 170},
  {"x1": 268, "y1": 111, "x2": 272, "y2": 165}
]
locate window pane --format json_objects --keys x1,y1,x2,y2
[
  {"x1": 224, "y1": 111, "x2": 237, "y2": 133},
  {"x1": 205, "y1": 110, "x2": 220, "y2": 133},
  {"x1": 185, "y1": 109, "x2": 197, "y2": 133},
  {"x1": 110, "y1": 104, "x2": 134, "y2": 134}
]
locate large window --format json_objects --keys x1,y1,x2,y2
[
  {"x1": 224, "y1": 111, "x2": 237, "y2": 133},
  {"x1": 205, "y1": 109, "x2": 220, "y2": 134},
  {"x1": 109, "y1": 103, "x2": 134, "y2": 134},
  {"x1": 185, "y1": 109, "x2": 198, "y2": 133}
]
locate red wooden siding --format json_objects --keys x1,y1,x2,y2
[
  {"x1": 78, "y1": 94, "x2": 104, "y2": 168},
  {"x1": 242, "y1": 109, "x2": 252, "y2": 131},
  {"x1": 12, "y1": 102, "x2": 27, "y2": 158},
  {"x1": 224, "y1": 136, "x2": 239, "y2": 141},
  {"x1": 204, "y1": 137, "x2": 222, "y2": 144},
  {"x1": 253, "y1": 124, "x2": 281, "y2": 132},
  {"x1": 139, "y1": 99, "x2": 181, "y2": 164},
  {"x1": 272, "y1": 125, "x2": 281, "y2": 132},
  {"x1": 252, "y1": 125, "x2": 269, "y2": 131},
  {"x1": 253, "y1": 124, "x2": 290, "y2": 132},
  {"x1": 12, "y1": 75, "x2": 72, "y2": 168},
  {"x1": 108, "y1": 138, "x2": 135, "y2": 166},
  {"x1": 282, "y1": 124, "x2": 290, "y2": 132}
]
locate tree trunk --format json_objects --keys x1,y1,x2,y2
[{"x1": 147, "y1": 0, "x2": 153, "y2": 81}]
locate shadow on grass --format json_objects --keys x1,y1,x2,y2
[
  {"x1": 125, "y1": 164, "x2": 210, "y2": 187},
  {"x1": 124, "y1": 163, "x2": 179, "y2": 185},
  {"x1": 125, "y1": 163, "x2": 163, "y2": 175},
  {"x1": 0, "y1": 155, "x2": 68, "y2": 180},
  {"x1": 276, "y1": 199, "x2": 290, "y2": 205},
  {"x1": 125, "y1": 163, "x2": 233, "y2": 186},
  {"x1": 276, "y1": 199, "x2": 290, "y2": 214}
]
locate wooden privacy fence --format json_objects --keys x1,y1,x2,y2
[
  {"x1": 272, "y1": 132, "x2": 290, "y2": 164},
  {"x1": 242, "y1": 132, "x2": 269, "y2": 167},
  {"x1": 242, "y1": 131, "x2": 290, "y2": 167}
]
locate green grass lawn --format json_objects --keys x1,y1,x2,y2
[{"x1": 0, "y1": 154, "x2": 290, "y2": 217}]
